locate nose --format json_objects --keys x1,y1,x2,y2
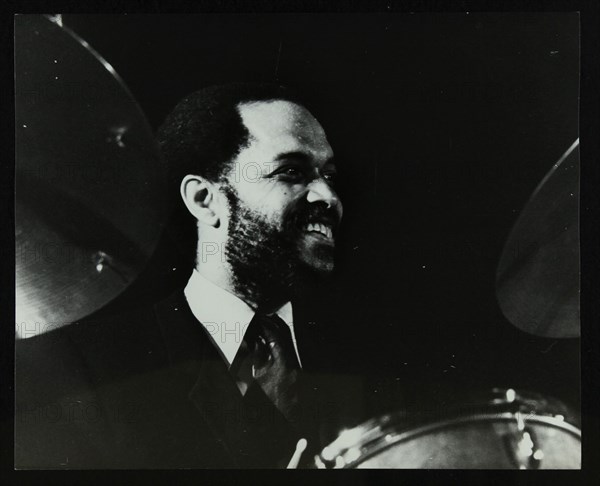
[{"x1": 306, "y1": 179, "x2": 343, "y2": 216}]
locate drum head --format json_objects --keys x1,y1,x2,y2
[{"x1": 315, "y1": 388, "x2": 581, "y2": 469}]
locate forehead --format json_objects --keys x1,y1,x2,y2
[{"x1": 237, "y1": 100, "x2": 333, "y2": 160}]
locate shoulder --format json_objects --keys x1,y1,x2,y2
[
  {"x1": 16, "y1": 296, "x2": 177, "y2": 402},
  {"x1": 14, "y1": 292, "x2": 202, "y2": 468}
]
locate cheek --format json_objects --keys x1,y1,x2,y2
[
  {"x1": 238, "y1": 182, "x2": 302, "y2": 222},
  {"x1": 236, "y1": 180, "x2": 282, "y2": 206}
]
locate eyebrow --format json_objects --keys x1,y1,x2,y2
[{"x1": 273, "y1": 151, "x2": 336, "y2": 166}]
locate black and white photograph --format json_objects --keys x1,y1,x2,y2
[{"x1": 13, "y1": 11, "x2": 584, "y2": 470}]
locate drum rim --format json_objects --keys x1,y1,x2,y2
[{"x1": 319, "y1": 412, "x2": 582, "y2": 469}]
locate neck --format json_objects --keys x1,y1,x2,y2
[{"x1": 195, "y1": 251, "x2": 290, "y2": 313}]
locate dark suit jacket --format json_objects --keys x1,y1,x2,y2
[{"x1": 15, "y1": 290, "x2": 366, "y2": 469}]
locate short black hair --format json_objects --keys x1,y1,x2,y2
[{"x1": 156, "y1": 82, "x2": 305, "y2": 205}]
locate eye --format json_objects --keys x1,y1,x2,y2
[
  {"x1": 272, "y1": 165, "x2": 305, "y2": 182},
  {"x1": 283, "y1": 167, "x2": 301, "y2": 177}
]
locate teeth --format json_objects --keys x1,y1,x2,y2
[{"x1": 305, "y1": 222, "x2": 333, "y2": 239}]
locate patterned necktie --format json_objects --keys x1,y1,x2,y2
[{"x1": 231, "y1": 312, "x2": 301, "y2": 423}]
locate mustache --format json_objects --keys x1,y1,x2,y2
[{"x1": 285, "y1": 202, "x2": 341, "y2": 234}]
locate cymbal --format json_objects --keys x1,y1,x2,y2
[
  {"x1": 496, "y1": 139, "x2": 579, "y2": 338},
  {"x1": 15, "y1": 15, "x2": 167, "y2": 338}
]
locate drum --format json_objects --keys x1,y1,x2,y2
[{"x1": 314, "y1": 388, "x2": 581, "y2": 469}]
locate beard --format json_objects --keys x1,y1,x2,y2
[{"x1": 222, "y1": 183, "x2": 337, "y2": 310}]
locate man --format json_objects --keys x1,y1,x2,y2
[{"x1": 15, "y1": 83, "x2": 354, "y2": 469}]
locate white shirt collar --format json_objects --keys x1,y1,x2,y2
[{"x1": 184, "y1": 269, "x2": 301, "y2": 368}]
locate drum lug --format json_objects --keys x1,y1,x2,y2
[{"x1": 505, "y1": 412, "x2": 544, "y2": 469}]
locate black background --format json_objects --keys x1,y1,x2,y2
[{"x1": 61, "y1": 13, "x2": 580, "y2": 415}]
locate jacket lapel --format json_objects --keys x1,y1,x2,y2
[
  {"x1": 154, "y1": 291, "x2": 245, "y2": 461},
  {"x1": 154, "y1": 290, "x2": 302, "y2": 467}
]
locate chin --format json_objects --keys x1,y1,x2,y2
[
  {"x1": 300, "y1": 255, "x2": 335, "y2": 277},
  {"x1": 295, "y1": 237, "x2": 336, "y2": 278}
]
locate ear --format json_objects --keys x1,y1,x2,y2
[{"x1": 180, "y1": 174, "x2": 221, "y2": 227}]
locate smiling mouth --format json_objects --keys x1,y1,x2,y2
[{"x1": 304, "y1": 222, "x2": 334, "y2": 241}]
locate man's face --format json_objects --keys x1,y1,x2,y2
[{"x1": 221, "y1": 100, "x2": 343, "y2": 295}]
